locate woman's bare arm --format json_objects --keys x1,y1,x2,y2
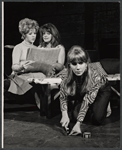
[{"x1": 57, "y1": 45, "x2": 65, "y2": 65}]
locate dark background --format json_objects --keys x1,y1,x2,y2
[{"x1": 4, "y1": 2, "x2": 120, "y2": 75}]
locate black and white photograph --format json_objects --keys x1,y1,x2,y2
[{"x1": 3, "y1": 1, "x2": 120, "y2": 148}]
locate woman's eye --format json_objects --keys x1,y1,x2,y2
[
  {"x1": 28, "y1": 31, "x2": 33, "y2": 35},
  {"x1": 71, "y1": 62, "x2": 83, "y2": 65},
  {"x1": 79, "y1": 62, "x2": 83, "y2": 64},
  {"x1": 71, "y1": 62, "x2": 77, "y2": 66},
  {"x1": 47, "y1": 32, "x2": 50, "y2": 35}
]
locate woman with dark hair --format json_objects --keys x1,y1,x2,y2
[
  {"x1": 38, "y1": 23, "x2": 65, "y2": 65},
  {"x1": 59, "y1": 45, "x2": 111, "y2": 135}
]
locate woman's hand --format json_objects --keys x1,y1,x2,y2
[
  {"x1": 52, "y1": 67, "x2": 56, "y2": 73},
  {"x1": 60, "y1": 111, "x2": 70, "y2": 129},
  {"x1": 56, "y1": 45, "x2": 62, "y2": 49},
  {"x1": 69, "y1": 121, "x2": 82, "y2": 136},
  {"x1": 22, "y1": 60, "x2": 34, "y2": 69}
]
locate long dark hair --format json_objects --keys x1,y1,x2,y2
[
  {"x1": 39, "y1": 23, "x2": 61, "y2": 47},
  {"x1": 64, "y1": 45, "x2": 91, "y2": 96}
]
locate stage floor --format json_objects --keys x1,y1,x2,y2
[{"x1": 4, "y1": 98, "x2": 120, "y2": 148}]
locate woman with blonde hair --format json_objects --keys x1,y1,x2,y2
[
  {"x1": 59, "y1": 45, "x2": 111, "y2": 135},
  {"x1": 12, "y1": 18, "x2": 39, "y2": 74},
  {"x1": 5, "y1": 18, "x2": 41, "y2": 95}
]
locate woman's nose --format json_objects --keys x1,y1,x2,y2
[
  {"x1": 76, "y1": 64, "x2": 80, "y2": 69},
  {"x1": 32, "y1": 33, "x2": 36, "y2": 37}
]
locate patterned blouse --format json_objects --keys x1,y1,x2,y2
[{"x1": 59, "y1": 62, "x2": 108, "y2": 123}]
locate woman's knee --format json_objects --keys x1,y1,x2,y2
[
  {"x1": 101, "y1": 83, "x2": 112, "y2": 95},
  {"x1": 91, "y1": 113, "x2": 106, "y2": 125}
]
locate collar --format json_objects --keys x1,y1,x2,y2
[{"x1": 22, "y1": 40, "x2": 34, "y2": 48}]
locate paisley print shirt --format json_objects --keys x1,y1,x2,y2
[{"x1": 59, "y1": 63, "x2": 107, "y2": 122}]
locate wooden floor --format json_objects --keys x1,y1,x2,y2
[{"x1": 4, "y1": 96, "x2": 120, "y2": 148}]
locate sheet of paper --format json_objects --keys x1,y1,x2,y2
[
  {"x1": 107, "y1": 74, "x2": 120, "y2": 81},
  {"x1": 33, "y1": 78, "x2": 62, "y2": 84}
]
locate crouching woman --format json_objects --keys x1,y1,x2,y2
[{"x1": 59, "y1": 45, "x2": 111, "y2": 135}]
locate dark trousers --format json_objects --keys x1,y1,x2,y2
[{"x1": 69, "y1": 83, "x2": 111, "y2": 125}]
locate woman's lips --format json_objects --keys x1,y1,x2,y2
[
  {"x1": 75, "y1": 70, "x2": 85, "y2": 74},
  {"x1": 75, "y1": 71, "x2": 82, "y2": 74}
]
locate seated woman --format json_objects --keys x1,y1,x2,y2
[
  {"x1": 59, "y1": 45, "x2": 111, "y2": 135},
  {"x1": 5, "y1": 18, "x2": 42, "y2": 95},
  {"x1": 38, "y1": 23, "x2": 65, "y2": 72},
  {"x1": 33, "y1": 23, "x2": 66, "y2": 109},
  {"x1": 12, "y1": 18, "x2": 39, "y2": 75}
]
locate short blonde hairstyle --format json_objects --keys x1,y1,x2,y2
[{"x1": 19, "y1": 18, "x2": 39, "y2": 39}]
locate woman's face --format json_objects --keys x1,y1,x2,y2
[
  {"x1": 25, "y1": 28, "x2": 37, "y2": 44},
  {"x1": 70, "y1": 61, "x2": 87, "y2": 76},
  {"x1": 43, "y1": 31, "x2": 52, "y2": 43}
]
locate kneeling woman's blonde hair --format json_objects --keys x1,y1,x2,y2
[{"x1": 64, "y1": 45, "x2": 91, "y2": 96}]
